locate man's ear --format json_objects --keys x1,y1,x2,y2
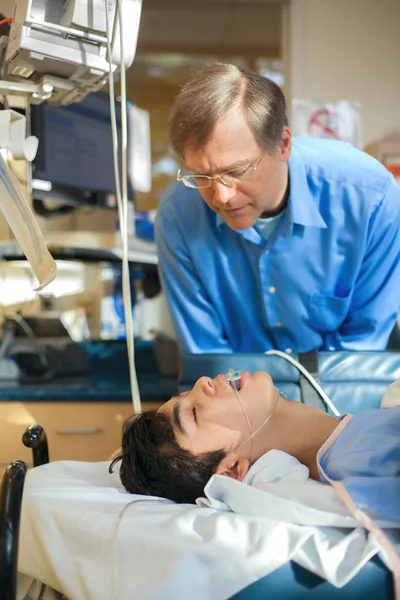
[
  {"x1": 215, "y1": 456, "x2": 250, "y2": 481},
  {"x1": 280, "y1": 126, "x2": 292, "y2": 161}
]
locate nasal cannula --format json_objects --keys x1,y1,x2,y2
[
  {"x1": 224, "y1": 358, "x2": 341, "y2": 462},
  {"x1": 225, "y1": 368, "x2": 280, "y2": 462}
]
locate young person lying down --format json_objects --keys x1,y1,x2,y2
[{"x1": 110, "y1": 371, "x2": 400, "y2": 529}]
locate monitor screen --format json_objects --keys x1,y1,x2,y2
[{"x1": 31, "y1": 93, "x2": 122, "y2": 196}]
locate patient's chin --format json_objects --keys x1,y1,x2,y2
[{"x1": 250, "y1": 372, "x2": 275, "y2": 401}]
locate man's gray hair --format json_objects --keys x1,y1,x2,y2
[{"x1": 169, "y1": 62, "x2": 288, "y2": 158}]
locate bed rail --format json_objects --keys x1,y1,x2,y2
[
  {"x1": 22, "y1": 425, "x2": 49, "y2": 467},
  {"x1": 0, "y1": 425, "x2": 49, "y2": 600},
  {"x1": 0, "y1": 461, "x2": 27, "y2": 600}
]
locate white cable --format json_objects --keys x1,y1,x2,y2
[
  {"x1": 116, "y1": 0, "x2": 141, "y2": 414},
  {"x1": 265, "y1": 350, "x2": 341, "y2": 416},
  {"x1": 104, "y1": 3, "x2": 122, "y2": 220},
  {"x1": 105, "y1": 0, "x2": 141, "y2": 414}
]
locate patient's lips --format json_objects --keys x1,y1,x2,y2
[
  {"x1": 224, "y1": 370, "x2": 243, "y2": 391},
  {"x1": 239, "y1": 371, "x2": 249, "y2": 389},
  {"x1": 222, "y1": 370, "x2": 250, "y2": 391}
]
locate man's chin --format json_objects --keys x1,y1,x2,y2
[{"x1": 223, "y1": 213, "x2": 257, "y2": 231}]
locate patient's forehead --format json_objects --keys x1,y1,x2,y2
[
  {"x1": 172, "y1": 390, "x2": 191, "y2": 401},
  {"x1": 157, "y1": 390, "x2": 190, "y2": 414}
]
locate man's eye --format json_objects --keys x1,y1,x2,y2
[
  {"x1": 227, "y1": 166, "x2": 249, "y2": 178},
  {"x1": 192, "y1": 406, "x2": 198, "y2": 424},
  {"x1": 228, "y1": 168, "x2": 246, "y2": 178}
]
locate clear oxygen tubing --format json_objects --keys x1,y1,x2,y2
[
  {"x1": 265, "y1": 350, "x2": 341, "y2": 417},
  {"x1": 226, "y1": 368, "x2": 280, "y2": 462},
  {"x1": 104, "y1": 0, "x2": 141, "y2": 414}
]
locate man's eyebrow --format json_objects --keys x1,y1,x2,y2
[
  {"x1": 186, "y1": 158, "x2": 252, "y2": 176},
  {"x1": 173, "y1": 400, "x2": 185, "y2": 435}
]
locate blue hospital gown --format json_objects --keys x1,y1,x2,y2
[{"x1": 318, "y1": 406, "x2": 400, "y2": 527}]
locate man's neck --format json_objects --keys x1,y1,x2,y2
[{"x1": 250, "y1": 398, "x2": 338, "y2": 480}]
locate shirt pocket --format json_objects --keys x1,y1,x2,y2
[{"x1": 308, "y1": 292, "x2": 351, "y2": 332}]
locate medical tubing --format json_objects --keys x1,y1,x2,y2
[
  {"x1": 231, "y1": 385, "x2": 279, "y2": 454},
  {"x1": 104, "y1": 1, "x2": 122, "y2": 226},
  {"x1": 228, "y1": 369, "x2": 253, "y2": 432},
  {"x1": 117, "y1": 0, "x2": 141, "y2": 414},
  {"x1": 244, "y1": 386, "x2": 279, "y2": 440},
  {"x1": 228, "y1": 368, "x2": 254, "y2": 460},
  {"x1": 264, "y1": 350, "x2": 341, "y2": 416},
  {"x1": 105, "y1": 0, "x2": 141, "y2": 414}
]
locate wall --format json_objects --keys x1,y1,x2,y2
[
  {"x1": 287, "y1": 0, "x2": 400, "y2": 146},
  {"x1": 137, "y1": 0, "x2": 282, "y2": 55},
  {"x1": 0, "y1": 1, "x2": 13, "y2": 17}
]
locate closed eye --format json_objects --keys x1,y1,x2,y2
[
  {"x1": 192, "y1": 406, "x2": 198, "y2": 424},
  {"x1": 226, "y1": 167, "x2": 248, "y2": 178}
]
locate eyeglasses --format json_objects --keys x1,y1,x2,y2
[{"x1": 176, "y1": 152, "x2": 264, "y2": 190}]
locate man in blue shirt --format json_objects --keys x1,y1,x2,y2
[{"x1": 155, "y1": 63, "x2": 400, "y2": 354}]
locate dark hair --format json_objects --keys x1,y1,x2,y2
[
  {"x1": 110, "y1": 411, "x2": 226, "y2": 504},
  {"x1": 169, "y1": 62, "x2": 288, "y2": 158}
]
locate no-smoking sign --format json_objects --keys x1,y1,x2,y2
[
  {"x1": 308, "y1": 108, "x2": 340, "y2": 139},
  {"x1": 292, "y1": 99, "x2": 362, "y2": 148}
]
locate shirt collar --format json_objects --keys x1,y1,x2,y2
[
  {"x1": 216, "y1": 142, "x2": 327, "y2": 231},
  {"x1": 287, "y1": 142, "x2": 327, "y2": 229}
]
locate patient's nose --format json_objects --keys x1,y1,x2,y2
[{"x1": 193, "y1": 376, "x2": 215, "y2": 398}]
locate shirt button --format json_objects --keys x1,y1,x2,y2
[
  {"x1": 268, "y1": 286, "x2": 276, "y2": 294},
  {"x1": 285, "y1": 348, "x2": 293, "y2": 354},
  {"x1": 276, "y1": 321, "x2": 283, "y2": 327}
]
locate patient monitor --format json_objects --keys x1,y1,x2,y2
[
  {"x1": 0, "y1": 0, "x2": 143, "y2": 411},
  {"x1": 1, "y1": 0, "x2": 141, "y2": 105}
]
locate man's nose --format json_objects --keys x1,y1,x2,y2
[{"x1": 212, "y1": 180, "x2": 235, "y2": 205}]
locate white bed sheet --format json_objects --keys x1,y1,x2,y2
[{"x1": 17, "y1": 452, "x2": 387, "y2": 600}]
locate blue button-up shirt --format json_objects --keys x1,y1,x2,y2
[{"x1": 155, "y1": 138, "x2": 400, "y2": 353}]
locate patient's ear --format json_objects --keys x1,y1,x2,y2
[
  {"x1": 215, "y1": 457, "x2": 250, "y2": 481},
  {"x1": 108, "y1": 447, "x2": 122, "y2": 461}
]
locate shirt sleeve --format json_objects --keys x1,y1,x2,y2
[
  {"x1": 326, "y1": 175, "x2": 400, "y2": 350},
  {"x1": 155, "y1": 203, "x2": 233, "y2": 354}
]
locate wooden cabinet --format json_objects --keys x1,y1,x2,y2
[{"x1": 0, "y1": 400, "x2": 164, "y2": 471}]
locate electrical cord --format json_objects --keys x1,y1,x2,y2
[
  {"x1": 0, "y1": 16, "x2": 12, "y2": 109},
  {"x1": 105, "y1": 0, "x2": 141, "y2": 414},
  {"x1": 265, "y1": 349, "x2": 341, "y2": 416},
  {"x1": 0, "y1": 39, "x2": 10, "y2": 110},
  {"x1": 32, "y1": 198, "x2": 76, "y2": 218}
]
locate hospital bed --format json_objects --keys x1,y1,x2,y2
[{"x1": 1, "y1": 350, "x2": 399, "y2": 600}]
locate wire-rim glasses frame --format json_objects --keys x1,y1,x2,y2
[{"x1": 176, "y1": 152, "x2": 264, "y2": 189}]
